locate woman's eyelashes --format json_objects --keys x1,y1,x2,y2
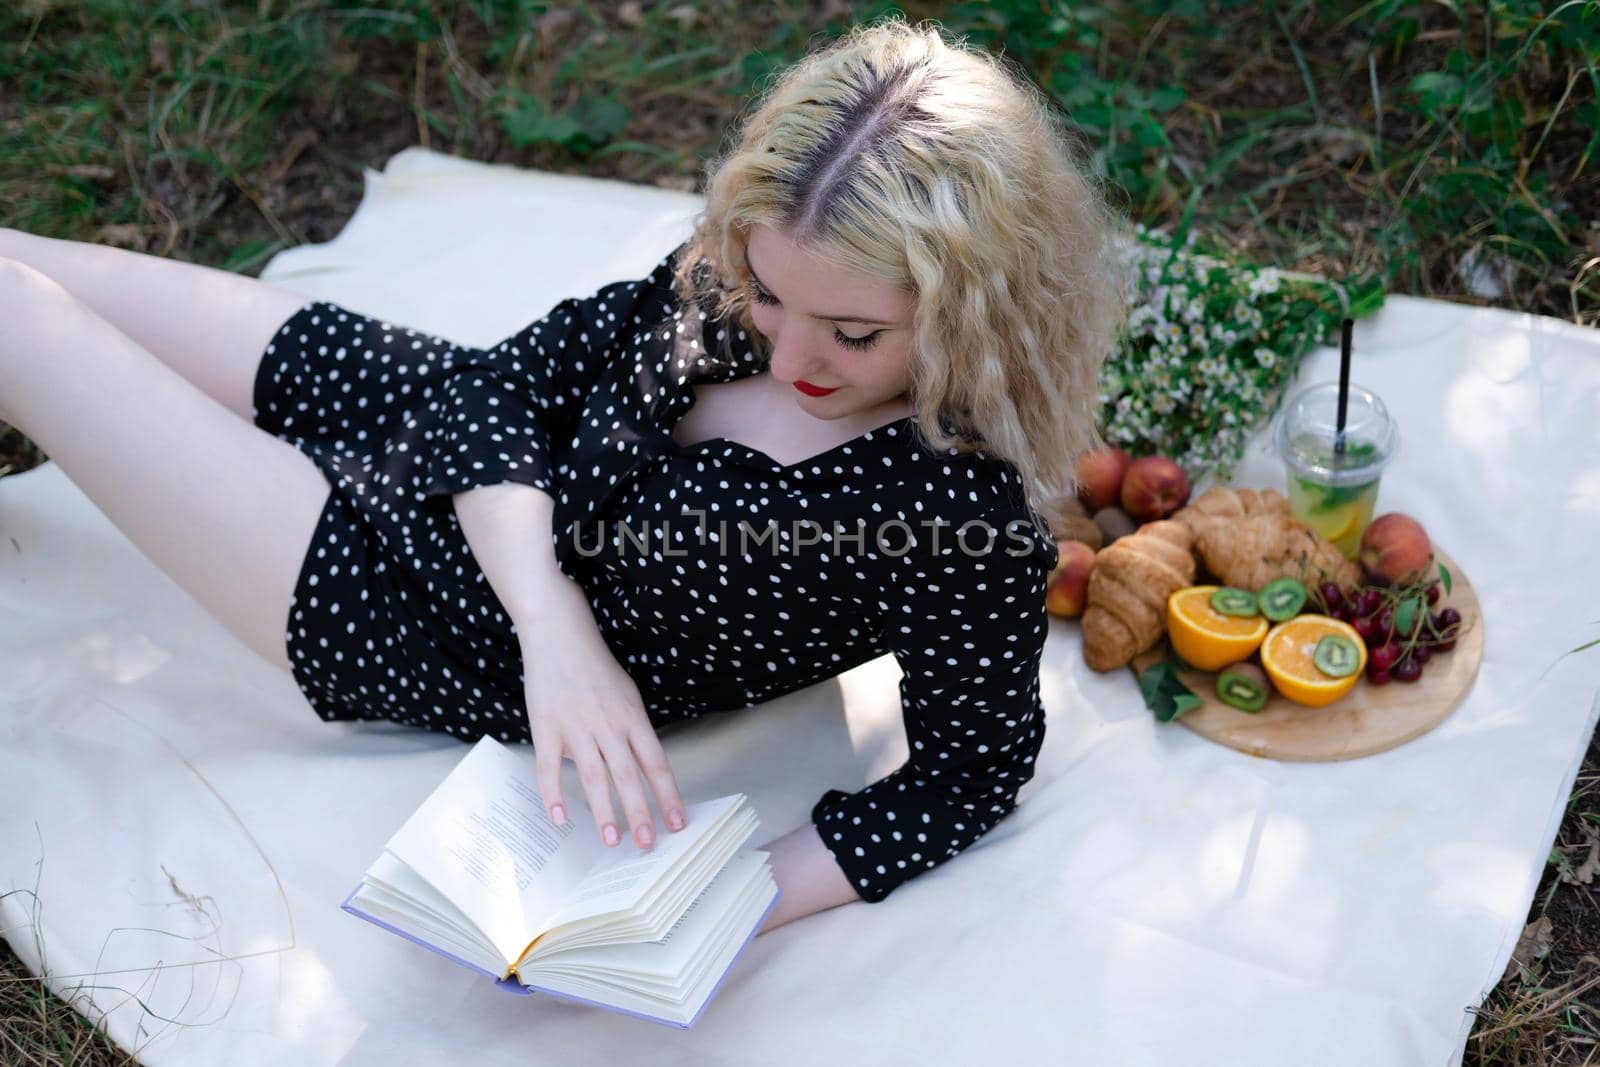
[{"x1": 748, "y1": 282, "x2": 883, "y2": 351}]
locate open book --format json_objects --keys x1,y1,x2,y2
[{"x1": 342, "y1": 735, "x2": 780, "y2": 1029}]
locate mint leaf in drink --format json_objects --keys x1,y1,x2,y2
[
  {"x1": 1309, "y1": 479, "x2": 1379, "y2": 514},
  {"x1": 1337, "y1": 440, "x2": 1379, "y2": 463}
]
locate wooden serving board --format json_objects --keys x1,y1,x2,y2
[{"x1": 1127, "y1": 546, "x2": 1484, "y2": 761}]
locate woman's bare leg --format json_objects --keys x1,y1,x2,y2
[
  {"x1": 0, "y1": 258, "x2": 331, "y2": 675},
  {"x1": 0, "y1": 227, "x2": 307, "y2": 423}
]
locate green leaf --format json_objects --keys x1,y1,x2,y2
[
  {"x1": 1297, "y1": 474, "x2": 1379, "y2": 514},
  {"x1": 1131, "y1": 116, "x2": 1171, "y2": 149},
  {"x1": 1170, "y1": 692, "x2": 1203, "y2": 720},
  {"x1": 1395, "y1": 596, "x2": 1421, "y2": 638},
  {"x1": 500, "y1": 92, "x2": 583, "y2": 149},
  {"x1": 1409, "y1": 71, "x2": 1463, "y2": 112},
  {"x1": 1138, "y1": 658, "x2": 1170, "y2": 706},
  {"x1": 569, "y1": 94, "x2": 630, "y2": 149},
  {"x1": 1138, "y1": 655, "x2": 1203, "y2": 722},
  {"x1": 1437, "y1": 562, "x2": 1452, "y2": 595},
  {"x1": 1147, "y1": 86, "x2": 1186, "y2": 113},
  {"x1": 1346, "y1": 274, "x2": 1388, "y2": 319},
  {"x1": 1075, "y1": 102, "x2": 1113, "y2": 131},
  {"x1": 499, "y1": 91, "x2": 629, "y2": 155}
]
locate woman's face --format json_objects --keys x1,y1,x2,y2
[{"x1": 744, "y1": 223, "x2": 916, "y2": 420}]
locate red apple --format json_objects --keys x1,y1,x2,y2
[
  {"x1": 1120, "y1": 456, "x2": 1191, "y2": 522},
  {"x1": 1075, "y1": 447, "x2": 1133, "y2": 513},
  {"x1": 1045, "y1": 540, "x2": 1096, "y2": 618},
  {"x1": 1359, "y1": 513, "x2": 1433, "y2": 586}
]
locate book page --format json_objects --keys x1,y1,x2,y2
[
  {"x1": 535, "y1": 794, "x2": 746, "y2": 931},
  {"x1": 523, "y1": 849, "x2": 775, "y2": 995},
  {"x1": 383, "y1": 736, "x2": 602, "y2": 965}
]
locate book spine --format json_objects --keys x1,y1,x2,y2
[
  {"x1": 512, "y1": 884, "x2": 782, "y2": 1029},
  {"x1": 341, "y1": 883, "x2": 532, "y2": 994}
]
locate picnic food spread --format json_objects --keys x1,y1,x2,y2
[{"x1": 1043, "y1": 445, "x2": 1481, "y2": 759}]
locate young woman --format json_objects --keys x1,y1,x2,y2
[{"x1": 0, "y1": 17, "x2": 1127, "y2": 934}]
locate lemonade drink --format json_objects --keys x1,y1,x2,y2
[
  {"x1": 1272, "y1": 382, "x2": 1399, "y2": 559},
  {"x1": 1283, "y1": 436, "x2": 1383, "y2": 556}
]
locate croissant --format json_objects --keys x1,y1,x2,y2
[
  {"x1": 1170, "y1": 486, "x2": 1361, "y2": 591},
  {"x1": 1081, "y1": 519, "x2": 1196, "y2": 672}
]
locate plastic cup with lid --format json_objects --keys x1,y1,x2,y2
[{"x1": 1271, "y1": 381, "x2": 1400, "y2": 559}]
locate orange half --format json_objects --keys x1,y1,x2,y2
[
  {"x1": 1259, "y1": 615, "x2": 1369, "y2": 707},
  {"x1": 1166, "y1": 586, "x2": 1269, "y2": 672}
]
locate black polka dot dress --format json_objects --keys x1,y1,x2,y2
[{"x1": 252, "y1": 242, "x2": 1059, "y2": 904}]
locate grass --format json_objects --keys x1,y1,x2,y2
[
  {"x1": 1, "y1": 1, "x2": 1596, "y2": 1062},
  {"x1": 0, "y1": 933, "x2": 136, "y2": 1067}
]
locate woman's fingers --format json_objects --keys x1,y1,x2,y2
[
  {"x1": 596, "y1": 729, "x2": 657, "y2": 849},
  {"x1": 572, "y1": 738, "x2": 623, "y2": 847},
  {"x1": 524, "y1": 679, "x2": 682, "y2": 849},
  {"x1": 632, "y1": 726, "x2": 689, "y2": 834},
  {"x1": 532, "y1": 720, "x2": 624, "y2": 848},
  {"x1": 530, "y1": 715, "x2": 569, "y2": 827}
]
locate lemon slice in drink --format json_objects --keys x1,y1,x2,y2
[{"x1": 1305, "y1": 501, "x2": 1362, "y2": 545}]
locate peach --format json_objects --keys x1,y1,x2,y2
[
  {"x1": 1044, "y1": 540, "x2": 1097, "y2": 618},
  {"x1": 1075, "y1": 447, "x2": 1133, "y2": 513},
  {"x1": 1119, "y1": 455, "x2": 1191, "y2": 522},
  {"x1": 1358, "y1": 513, "x2": 1433, "y2": 586}
]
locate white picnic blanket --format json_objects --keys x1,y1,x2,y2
[{"x1": 3, "y1": 146, "x2": 1596, "y2": 1066}]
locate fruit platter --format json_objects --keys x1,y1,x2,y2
[{"x1": 1043, "y1": 447, "x2": 1484, "y2": 762}]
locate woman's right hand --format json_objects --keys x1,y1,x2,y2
[{"x1": 519, "y1": 615, "x2": 688, "y2": 852}]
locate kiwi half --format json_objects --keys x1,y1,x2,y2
[
  {"x1": 1216, "y1": 661, "x2": 1270, "y2": 712},
  {"x1": 1258, "y1": 577, "x2": 1308, "y2": 621},
  {"x1": 1210, "y1": 587, "x2": 1260, "y2": 617},
  {"x1": 1312, "y1": 635, "x2": 1360, "y2": 678}
]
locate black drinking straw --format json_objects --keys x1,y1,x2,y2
[{"x1": 1334, "y1": 317, "x2": 1353, "y2": 457}]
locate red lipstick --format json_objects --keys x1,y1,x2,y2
[{"x1": 794, "y1": 380, "x2": 838, "y2": 397}]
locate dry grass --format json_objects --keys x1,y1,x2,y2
[
  {"x1": 1462, "y1": 725, "x2": 1600, "y2": 1066},
  {"x1": 0, "y1": 934, "x2": 137, "y2": 1067}
]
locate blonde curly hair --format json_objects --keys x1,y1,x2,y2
[{"x1": 672, "y1": 14, "x2": 1131, "y2": 539}]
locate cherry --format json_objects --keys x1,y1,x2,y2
[
  {"x1": 1333, "y1": 605, "x2": 1354, "y2": 623},
  {"x1": 1354, "y1": 615, "x2": 1376, "y2": 642},
  {"x1": 1357, "y1": 589, "x2": 1383, "y2": 616},
  {"x1": 1436, "y1": 607, "x2": 1462, "y2": 629},
  {"x1": 1425, "y1": 583, "x2": 1441, "y2": 606},
  {"x1": 1370, "y1": 643, "x2": 1400, "y2": 672},
  {"x1": 1413, "y1": 643, "x2": 1432, "y2": 664},
  {"x1": 1367, "y1": 667, "x2": 1392, "y2": 685},
  {"x1": 1435, "y1": 638, "x2": 1457, "y2": 653},
  {"x1": 1393, "y1": 657, "x2": 1423, "y2": 683},
  {"x1": 1321, "y1": 582, "x2": 1345, "y2": 613},
  {"x1": 1375, "y1": 608, "x2": 1395, "y2": 642}
]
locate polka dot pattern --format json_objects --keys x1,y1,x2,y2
[{"x1": 251, "y1": 242, "x2": 1059, "y2": 905}]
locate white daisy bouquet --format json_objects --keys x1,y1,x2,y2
[{"x1": 1097, "y1": 223, "x2": 1385, "y2": 486}]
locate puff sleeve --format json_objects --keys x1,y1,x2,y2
[
  {"x1": 810, "y1": 505, "x2": 1056, "y2": 903},
  {"x1": 416, "y1": 248, "x2": 683, "y2": 512}
]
